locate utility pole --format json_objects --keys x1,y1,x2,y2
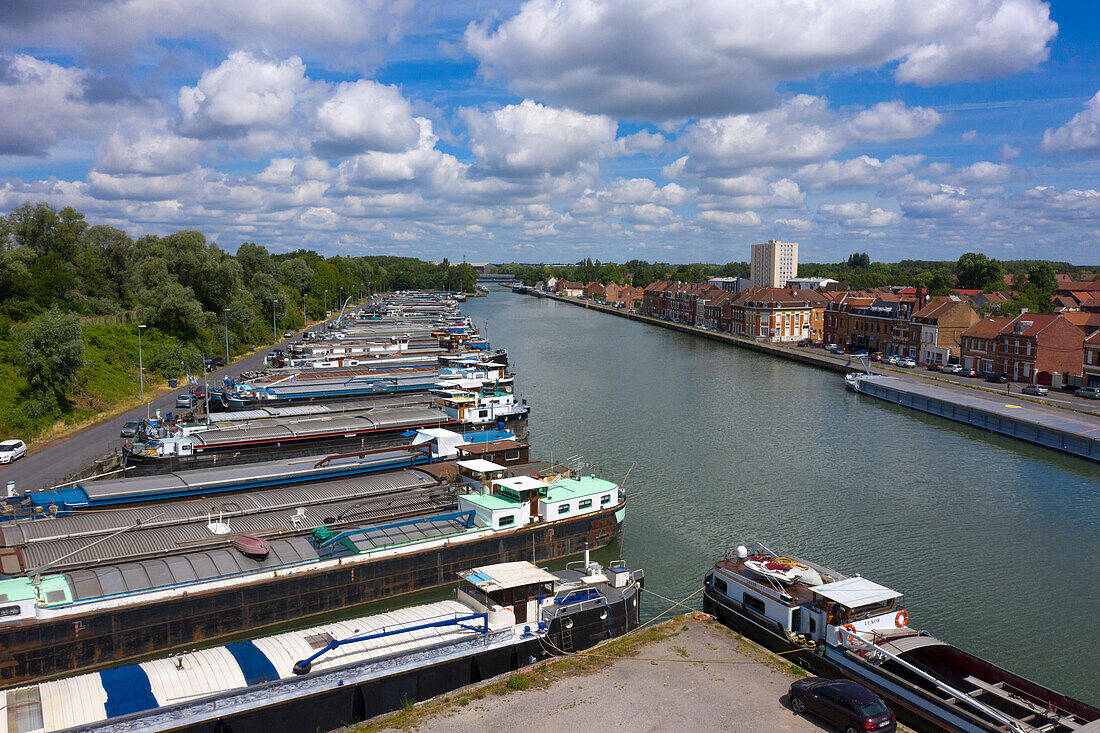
[
  {"x1": 137, "y1": 324, "x2": 147, "y2": 418},
  {"x1": 224, "y1": 308, "x2": 231, "y2": 363},
  {"x1": 273, "y1": 299, "x2": 279, "y2": 344}
]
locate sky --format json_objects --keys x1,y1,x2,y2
[{"x1": 0, "y1": 0, "x2": 1098, "y2": 264}]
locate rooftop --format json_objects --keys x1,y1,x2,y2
[
  {"x1": 543, "y1": 476, "x2": 618, "y2": 502},
  {"x1": 455, "y1": 458, "x2": 506, "y2": 474},
  {"x1": 812, "y1": 577, "x2": 901, "y2": 608},
  {"x1": 460, "y1": 561, "x2": 557, "y2": 591}
]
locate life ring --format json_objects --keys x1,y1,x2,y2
[
  {"x1": 842, "y1": 623, "x2": 856, "y2": 637},
  {"x1": 895, "y1": 609, "x2": 909, "y2": 627}
]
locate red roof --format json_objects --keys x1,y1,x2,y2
[
  {"x1": 962, "y1": 316, "x2": 1013, "y2": 340},
  {"x1": 998, "y1": 313, "x2": 1062, "y2": 337}
]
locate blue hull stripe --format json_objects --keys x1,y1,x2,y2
[
  {"x1": 100, "y1": 664, "x2": 158, "y2": 717},
  {"x1": 226, "y1": 641, "x2": 279, "y2": 685}
]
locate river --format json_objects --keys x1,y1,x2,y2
[{"x1": 463, "y1": 288, "x2": 1100, "y2": 704}]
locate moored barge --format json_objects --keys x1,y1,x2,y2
[{"x1": 703, "y1": 544, "x2": 1099, "y2": 733}]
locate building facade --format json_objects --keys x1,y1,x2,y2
[
  {"x1": 1084, "y1": 331, "x2": 1100, "y2": 388},
  {"x1": 730, "y1": 287, "x2": 825, "y2": 342},
  {"x1": 750, "y1": 240, "x2": 798, "y2": 288},
  {"x1": 911, "y1": 298, "x2": 979, "y2": 365}
]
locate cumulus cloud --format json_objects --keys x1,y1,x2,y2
[
  {"x1": 1040, "y1": 91, "x2": 1100, "y2": 155},
  {"x1": 794, "y1": 155, "x2": 924, "y2": 192},
  {"x1": 313, "y1": 80, "x2": 421, "y2": 157},
  {"x1": 698, "y1": 210, "x2": 762, "y2": 227},
  {"x1": 0, "y1": 54, "x2": 141, "y2": 156},
  {"x1": 178, "y1": 52, "x2": 308, "y2": 139},
  {"x1": 94, "y1": 126, "x2": 205, "y2": 175},
  {"x1": 847, "y1": 102, "x2": 943, "y2": 142},
  {"x1": 1013, "y1": 186, "x2": 1100, "y2": 220},
  {"x1": 819, "y1": 202, "x2": 902, "y2": 227},
  {"x1": 956, "y1": 161, "x2": 1015, "y2": 184},
  {"x1": 462, "y1": 100, "x2": 617, "y2": 177},
  {"x1": 466, "y1": 0, "x2": 1056, "y2": 118}
]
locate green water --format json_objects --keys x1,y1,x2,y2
[{"x1": 464, "y1": 289, "x2": 1100, "y2": 705}]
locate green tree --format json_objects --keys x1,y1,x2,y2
[
  {"x1": 280, "y1": 258, "x2": 314, "y2": 294},
  {"x1": 955, "y1": 252, "x2": 1004, "y2": 290},
  {"x1": 19, "y1": 308, "x2": 84, "y2": 406},
  {"x1": 1027, "y1": 262, "x2": 1057, "y2": 293}
]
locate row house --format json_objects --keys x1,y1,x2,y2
[
  {"x1": 583, "y1": 282, "x2": 605, "y2": 300},
  {"x1": 961, "y1": 312, "x2": 1084, "y2": 384},
  {"x1": 911, "y1": 297, "x2": 979, "y2": 365},
  {"x1": 603, "y1": 283, "x2": 643, "y2": 308},
  {"x1": 555, "y1": 280, "x2": 583, "y2": 297},
  {"x1": 1084, "y1": 331, "x2": 1100, "y2": 388},
  {"x1": 729, "y1": 287, "x2": 827, "y2": 343},
  {"x1": 701, "y1": 290, "x2": 736, "y2": 332},
  {"x1": 641, "y1": 281, "x2": 690, "y2": 319},
  {"x1": 822, "y1": 292, "x2": 877, "y2": 348},
  {"x1": 847, "y1": 299, "x2": 915, "y2": 355}
]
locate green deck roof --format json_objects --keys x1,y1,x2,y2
[
  {"x1": 461, "y1": 492, "x2": 523, "y2": 511},
  {"x1": 544, "y1": 476, "x2": 618, "y2": 502},
  {"x1": 0, "y1": 574, "x2": 71, "y2": 606}
]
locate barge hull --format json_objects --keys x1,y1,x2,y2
[{"x1": 0, "y1": 505, "x2": 620, "y2": 687}]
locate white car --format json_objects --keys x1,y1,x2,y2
[
  {"x1": 883, "y1": 355, "x2": 900, "y2": 365},
  {"x1": 0, "y1": 439, "x2": 27, "y2": 464},
  {"x1": 941, "y1": 364, "x2": 963, "y2": 374},
  {"x1": 900, "y1": 357, "x2": 917, "y2": 368}
]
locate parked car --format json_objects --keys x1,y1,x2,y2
[
  {"x1": 120, "y1": 420, "x2": 142, "y2": 438},
  {"x1": 797, "y1": 339, "x2": 811, "y2": 347},
  {"x1": 283, "y1": 331, "x2": 293, "y2": 338},
  {"x1": 175, "y1": 393, "x2": 197, "y2": 409},
  {"x1": 882, "y1": 355, "x2": 899, "y2": 365},
  {"x1": 0, "y1": 439, "x2": 27, "y2": 464},
  {"x1": 900, "y1": 357, "x2": 917, "y2": 368},
  {"x1": 925, "y1": 362, "x2": 942, "y2": 371},
  {"x1": 789, "y1": 678, "x2": 896, "y2": 733},
  {"x1": 825, "y1": 344, "x2": 842, "y2": 353},
  {"x1": 870, "y1": 353, "x2": 883, "y2": 362},
  {"x1": 941, "y1": 364, "x2": 963, "y2": 375},
  {"x1": 983, "y1": 372, "x2": 1009, "y2": 383},
  {"x1": 1022, "y1": 384, "x2": 1048, "y2": 396},
  {"x1": 959, "y1": 368, "x2": 978, "y2": 378},
  {"x1": 1075, "y1": 386, "x2": 1100, "y2": 399}
]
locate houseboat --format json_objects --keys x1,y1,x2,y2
[
  {"x1": 0, "y1": 466, "x2": 626, "y2": 686},
  {"x1": 703, "y1": 543, "x2": 1099, "y2": 733}
]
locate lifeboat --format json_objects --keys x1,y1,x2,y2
[{"x1": 232, "y1": 535, "x2": 271, "y2": 558}]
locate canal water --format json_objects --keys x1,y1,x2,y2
[{"x1": 464, "y1": 289, "x2": 1100, "y2": 704}]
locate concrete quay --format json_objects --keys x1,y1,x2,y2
[
  {"x1": 363, "y1": 616, "x2": 915, "y2": 733},
  {"x1": 534, "y1": 292, "x2": 1100, "y2": 463}
]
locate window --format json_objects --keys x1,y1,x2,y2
[
  {"x1": 601, "y1": 494, "x2": 612, "y2": 505},
  {"x1": 504, "y1": 449, "x2": 520, "y2": 461},
  {"x1": 578, "y1": 498, "x2": 592, "y2": 509},
  {"x1": 743, "y1": 593, "x2": 766, "y2": 615},
  {"x1": 304, "y1": 632, "x2": 335, "y2": 650},
  {"x1": 479, "y1": 409, "x2": 488, "y2": 418},
  {"x1": 713, "y1": 577, "x2": 727, "y2": 593},
  {"x1": 557, "y1": 504, "x2": 570, "y2": 515},
  {"x1": 498, "y1": 514, "x2": 515, "y2": 528}
]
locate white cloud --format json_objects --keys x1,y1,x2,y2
[
  {"x1": 794, "y1": 155, "x2": 924, "y2": 193},
  {"x1": 847, "y1": 102, "x2": 943, "y2": 142},
  {"x1": 94, "y1": 126, "x2": 204, "y2": 175},
  {"x1": 466, "y1": 0, "x2": 1056, "y2": 118},
  {"x1": 1040, "y1": 91, "x2": 1100, "y2": 155},
  {"x1": 998, "y1": 143, "x2": 1021, "y2": 160},
  {"x1": 1013, "y1": 186, "x2": 1100, "y2": 220},
  {"x1": 819, "y1": 202, "x2": 902, "y2": 227},
  {"x1": 462, "y1": 100, "x2": 617, "y2": 177},
  {"x1": 0, "y1": 54, "x2": 140, "y2": 156},
  {"x1": 679, "y1": 95, "x2": 842, "y2": 173},
  {"x1": 178, "y1": 52, "x2": 308, "y2": 138},
  {"x1": 698, "y1": 210, "x2": 762, "y2": 227},
  {"x1": 313, "y1": 80, "x2": 421, "y2": 156},
  {"x1": 956, "y1": 161, "x2": 1014, "y2": 184},
  {"x1": 616, "y1": 130, "x2": 666, "y2": 156},
  {"x1": 774, "y1": 218, "x2": 813, "y2": 230},
  {"x1": 603, "y1": 178, "x2": 690, "y2": 206}
]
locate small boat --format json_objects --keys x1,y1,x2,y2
[
  {"x1": 742, "y1": 554, "x2": 823, "y2": 585},
  {"x1": 231, "y1": 534, "x2": 270, "y2": 557}
]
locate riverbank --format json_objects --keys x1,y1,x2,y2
[
  {"x1": 359, "y1": 615, "x2": 915, "y2": 733},
  {"x1": 533, "y1": 291, "x2": 1100, "y2": 462}
]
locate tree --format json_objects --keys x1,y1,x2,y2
[
  {"x1": 847, "y1": 252, "x2": 871, "y2": 269},
  {"x1": 1027, "y1": 262, "x2": 1057, "y2": 293},
  {"x1": 955, "y1": 252, "x2": 1003, "y2": 290},
  {"x1": 19, "y1": 308, "x2": 84, "y2": 405},
  {"x1": 280, "y1": 258, "x2": 314, "y2": 294}
]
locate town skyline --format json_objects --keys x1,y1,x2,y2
[{"x1": 1, "y1": 1, "x2": 1097, "y2": 263}]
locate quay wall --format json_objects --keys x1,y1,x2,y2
[{"x1": 535, "y1": 292, "x2": 1100, "y2": 463}]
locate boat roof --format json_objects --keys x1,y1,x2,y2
[
  {"x1": 812, "y1": 577, "x2": 901, "y2": 608},
  {"x1": 460, "y1": 493, "x2": 520, "y2": 511},
  {"x1": 455, "y1": 459, "x2": 505, "y2": 473},
  {"x1": 543, "y1": 476, "x2": 617, "y2": 501},
  {"x1": 494, "y1": 476, "x2": 545, "y2": 492},
  {"x1": 460, "y1": 561, "x2": 556, "y2": 591}
]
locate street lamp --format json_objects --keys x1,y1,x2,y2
[
  {"x1": 324, "y1": 290, "x2": 329, "y2": 316},
  {"x1": 224, "y1": 308, "x2": 231, "y2": 363},
  {"x1": 273, "y1": 299, "x2": 279, "y2": 344},
  {"x1": 137, "y1": 324, "x2": 147, "y2": 417}
]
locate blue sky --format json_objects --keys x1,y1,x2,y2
[{"x1": 0, "y1": 0, "x2": 1098, "y2": 264}]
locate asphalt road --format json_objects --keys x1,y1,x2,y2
[{"x1": 0, "y1": 333, "x2": 307, "y2": 492}]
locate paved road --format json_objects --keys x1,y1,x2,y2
[{"x1": 0, "y1": 333, "x2": 308, "y2": 492}]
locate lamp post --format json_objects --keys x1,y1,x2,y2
[
  {"x1": 273, "y1": 299, "x2": 279, "y2": 344},
  {"x1": 224, "y1": 308, "x2": 231, "y2": 363},
  {"x1": 137, "y1": 324, "x2": 147, "y2": 417},
  {"x1": 324, "y1": 290, "x2": 329, "y2": 318}
]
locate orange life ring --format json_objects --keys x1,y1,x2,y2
[
  {"x1": 842, "y1": 623, "x2": 856, "y2": 636},
  {"x1": 895, "y1": 609, "x2": 909, "y2": 627}
]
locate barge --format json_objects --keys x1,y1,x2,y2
[
  {"x1": 4, "y1": 558, "x2": 642, "y2": 733},
  {"x1": 0, "y1": 467, "x2": 626, "y2": 686},
  {"x1": 703, "y1": 543, "x2": 1099, "y2": 733}
]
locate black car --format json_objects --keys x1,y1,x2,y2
[
  {"x1": 797, "y1": 339, "x2": 811, "y2": 347},
  {"x1": 120, "y1": 420, "x2": 142, "y2": 438},
  {"x1": 205, "y1": 356, "x2": 227, "y2": 371},
  {"x1": 789, "y1": 678, "x2": 896, "y2": 733},
  {"x1": 982, "y1": 372, "x2": 1009, "y2": 383}
]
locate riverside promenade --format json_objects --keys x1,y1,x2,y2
[{"x1": 534, "y1": 291, "x2": 1100, "y2": 463}]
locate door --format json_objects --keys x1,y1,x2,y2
[{"x1": 814, "y1": 687, "x2": 843, "y2": 726}]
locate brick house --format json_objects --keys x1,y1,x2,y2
[
  {"x1": 702, "y1": 290, "x2": 736, "y2": 331},
  {"x1": 996, "y1": 313, "x2": 1085, "y2": 385},
  {"x1": 583, "y1": 282, "x2": 605, "y2": 300},
  {"x1": 729, "y1": 287, "x2": 827, "y2": 342},
  {"x1": 1084, "y1": 331, "x2": 1100, "y2": 388},
  {"x1": 823, "y1": 292, "x2": 876, "y2": 348},
  {"x1": 556, "y1": 280, "x2": 583, "y2": 297},
  {"x1": 848, "y1": 299, "x2": 915, "y2": 355},
  {"x1": 971, "y1": 291, "x2": 1013, "y2": 309},
  {"x1": 911, "y1": 297, "x2": 979, "y2": 365},
  {"x1": 960, "y1": 316, "x2": 1013, "y2": 373}
]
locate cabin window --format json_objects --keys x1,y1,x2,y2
[
  {"x1": 578, "y1": 499, "x2": 592, "y2": 509},
  {"x1": 809, "y1": 617, "x2": 816, "y2": 634},
  {"x1": 791, "y1": 607, "x2": 801, "y2": 631},
  {"x1": 504, "y1": 450, "x2": 520, "y2": 461},
  {"x1": 743, "y1": 594, "x2": 766, "y2": 615},
  {"x1": 557, "y1": 504, "x2": 570, "y2": 515},
  {"x1": 0, "y1": 605, "x2": 20, "y2": 617},
  {"x1": 479, "y1": 410, "x2": 488, "y2": 418},
  {"x1": 601, "y1": 494, "x2": 612, "y2": 505},
  {"x1": 713, "y1": 577, "x2": 727, "y2": 594},
  {"x1": 498, "y1": 514, "x2": 515, "y2": 528}
]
